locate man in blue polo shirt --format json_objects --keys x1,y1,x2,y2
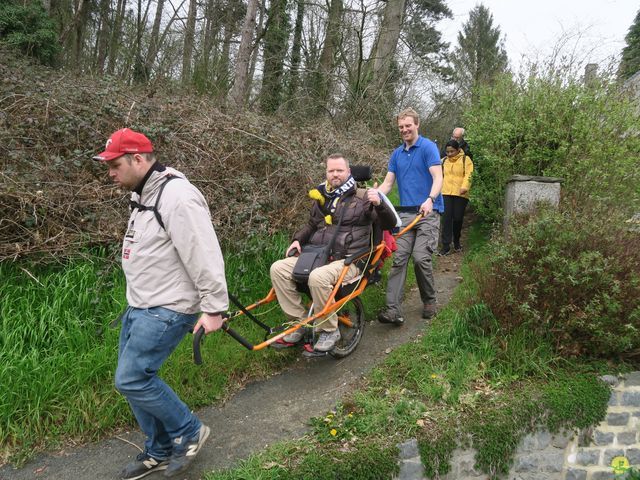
[{"x1": 373, "y1": 107, "x2": 444, "y2": 325}]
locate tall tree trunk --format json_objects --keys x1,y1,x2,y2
[
  {"x1": 58, "y1": 0, "x2": 83, "y2": 45},
  {"x1": 182, "y1": 0, "x2": 198, "y2": 83},
  {"x1": 145, "y1": 0, "x2": 166, "y2": 79},
  {"x1": 95, "y1": 0, "x2": 111, "y2": 74},
  {"x1": 107, "y1": 0, "x2": 126, "y2": 75},
  {"x1": 338, "y1": 0, "x2": 369, "y2": 118},
  {"x1": 370, "y1": 0, "x2": 405, "y2": 89},
  {"x1": 314, "y1": 0, "x2": 343, "y2": 111},
  {"x1": 148, "y1": 0, "x2": 186, "y2": 79},
  {"x1": 302, "y1": 9, "x2": 320, "y2": 73},
  {"x1": 132, "y1": 0, "x2": 151, "y2": 82},
  {"x1": 67, "y1": 0, "x2": 89, "y2": 68},
  {"x1": 216, "y1": 15, "x2": 235, "y2": 96},
  {"x1": 246, "y1": 0, "x2": 265, "y2": 105},
  {"x1": 230, "y1": 0, "x2": 259, "y2": 106},
  {"x1": 259, "y1": 0, "x2": 289, "y2": 113},
  {"x1": 286, "y1": 0, "x2": 304, "y2": 102},
  {"x1": 200, "y1": 0, "x2": 217, "y2": 82}
]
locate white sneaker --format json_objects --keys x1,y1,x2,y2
[
  {"x1": 314, "y1": 330, "x2": 341, "y2": 352},
  {"x1": 282, "y1": 328, "x2": 305, "y2": 343}
]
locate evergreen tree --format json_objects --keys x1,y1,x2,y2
[
  {"x1": 404, "y1": 0, "x2": 451, "y2": 69},
  {"x1": 451, "y1": 4, "x2": 508, "y2": 97},
  {"x1": 619, "y1": 8, "x2": 640, "y2": 80},
  {"x1": 0, "y1": 0, "x2": 60, "y2": 65}
]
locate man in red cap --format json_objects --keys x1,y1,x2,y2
[{"x1": 94, "y1": 128, "x2": 228, "y2": 479}]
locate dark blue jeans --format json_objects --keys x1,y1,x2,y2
[{"x1": 115, "y1": 306, "x2": 201, "y2": 460}]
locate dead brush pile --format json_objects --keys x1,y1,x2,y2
[{"x1": 0, "y1": 49, "x2": 389, "y2": 262}]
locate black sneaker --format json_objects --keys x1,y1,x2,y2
[
  {"x1": 436, "y1": 248, "x2": 450, "y2": 256},
  {"x1": 378, "y1": 310, "x2": 404, "y2": 326},
  {"x1": 120, "y1": 452, "x2": 169, "y2": 480},
  {"x1": 453, "y1": 244, "x2": 463, "y2": 253},
  {"x1": 164, "y1": 425, "x2": 210, "y2": 477}
]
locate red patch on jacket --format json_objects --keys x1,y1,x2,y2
[{"x1": 381, "y1": 230, "x2": 397, "y2": 260}]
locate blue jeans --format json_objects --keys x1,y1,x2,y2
[{"x1": 115, "y1": 306, "x2": 201, "y2": 460}]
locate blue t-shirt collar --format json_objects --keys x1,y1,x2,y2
[{"x1": 402, "y1": 135, "x2": 424, "y2": 151}]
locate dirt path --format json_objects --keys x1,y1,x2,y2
[{"x1": 1, "y1": 254, "x2": 465, "y2": 480}]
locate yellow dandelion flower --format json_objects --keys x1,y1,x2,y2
[{"x1": 330, "y1": 429, "x2": 338, "y2": 436}]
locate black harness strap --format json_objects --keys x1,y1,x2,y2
[{"x1": 129, "y1": 175, "x2": 178, "y2": 230}]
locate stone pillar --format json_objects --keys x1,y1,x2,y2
[
  {"x1": 503, "y1": 175, "x2": 563, "y2": 235},
  {"x1": 584, "y1": 63, "x2": 598, "y2": 87}
]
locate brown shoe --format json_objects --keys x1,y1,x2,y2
[
  {"x1": 422, "y1": 303, "x2": 437, "y2": 319},
  {"x1": 378, "y1": 309, "x2": 404, "y2": 325}
]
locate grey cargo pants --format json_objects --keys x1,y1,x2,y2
[{"x1": 385, "y1": 211, "x2": 440, "y2": 317}]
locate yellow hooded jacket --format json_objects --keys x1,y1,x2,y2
[{"x1": 441, "y1": 150, "x2": 473, "y2": 199}]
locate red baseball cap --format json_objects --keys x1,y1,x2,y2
[{"x1": 93, "y1": 128, "x2": 154, "y2": 161}]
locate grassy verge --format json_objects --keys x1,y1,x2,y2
[
  {"x1": 204, "y1": 222, "x2": 615, "y2": 480},
  {"x1": 0, "y1": 235, "x2": 301, "y2": 466}
]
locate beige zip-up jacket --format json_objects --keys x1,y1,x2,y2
[{"x1": 122, "y1": 167, "x2": 228, "y2": 314}]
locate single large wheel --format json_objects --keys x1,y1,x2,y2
[{"x1": 330, "y1": 296, "x2": 365, "y2": 358}]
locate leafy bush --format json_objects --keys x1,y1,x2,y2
[
  {"x1": 474, "y1": 209, "x2": 640, "y2": 359},
  {"x1": 465, "y1": 69, "x2": 640, "y2": 224},
  {"x1": 0, "y1": 1, "x2": 60, "y2": 65}
]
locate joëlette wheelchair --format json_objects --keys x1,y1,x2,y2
[{"x1": 193, "y1": 166, "x2": 422, "y2": 362}]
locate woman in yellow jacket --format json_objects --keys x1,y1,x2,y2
[{"x1": 438, "y1": 139, "x2": 473, "y2": 255}]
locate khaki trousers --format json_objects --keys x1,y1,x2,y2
[{"x1": 270, "y1": 256, "x2": 359, "y2": 332}]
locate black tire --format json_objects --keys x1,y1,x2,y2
[{"x1": 330, "y1": 296, "x2": 365, "y2": 358}]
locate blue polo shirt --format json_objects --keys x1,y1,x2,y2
[{"x1": 388, "y1": 135, "x2": 444, "y2": 213}]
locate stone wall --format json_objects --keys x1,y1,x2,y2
[{"x1": 394, "y1": 372, "x2": 640, "y2": 480}]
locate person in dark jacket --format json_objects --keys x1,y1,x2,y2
[{"x1": 270, "y1": 153, "x2": 396, "y2": 352}]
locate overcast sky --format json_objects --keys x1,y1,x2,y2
[{"x1": 439, "y1": 0, "x2": 639, "y2": 73}]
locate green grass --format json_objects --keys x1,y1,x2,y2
[
  {"x1": 204, "y1": 220, "x2": 614, "y2": 480},
  {"x1": 0, "y1": 235, "x2": 301, "y2": 466},
  {"x1": 0, "y1": 256, "x2": 127, "y2": 464},
  {"x1": 0, "y1": 226, "x2": 405, "y2": 467},
  {"x1": 205, "y1": 439, "x2": 399, "y2": 480},
  {"x1": 0, "y1": 217, "x2": 617, "y2": 476}
]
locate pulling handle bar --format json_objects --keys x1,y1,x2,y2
[
  {"x1": 222, "y1": 322, "x2": 255, "y2": 350},
  {"x1": 193, "y1": 326, "x2": 205, "y2": 365},
  {"x1": 193, "y1": 314, "x2": 257, "y2": 365}
]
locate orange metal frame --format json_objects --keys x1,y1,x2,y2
[{"x1": 222, "y1": 213, "x2": 424, "y2": 351}]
